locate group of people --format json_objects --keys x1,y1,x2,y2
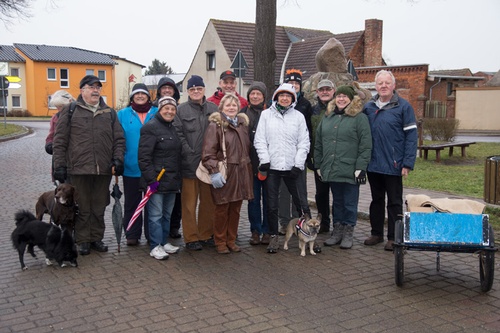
[{"x1": 46, "y1": 68, "x2": 417, "y2": 259}]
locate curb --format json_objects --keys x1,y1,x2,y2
[{"x1": 0, "y1": 125, "x2": 32, "y2": 143}]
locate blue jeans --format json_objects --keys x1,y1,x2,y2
[
  {"x1": 248, "y1": 175, "x2": 269, "y2": 235},
  {"x1": 330, "y1": 182, "x2": 359, "y2": 227},
  {"x1": 147, "y1": 192, "x2": 176, "y2": 250}
]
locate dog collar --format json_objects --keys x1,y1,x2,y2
[{"x1": 295, "y1": 217, "x2": 311, "y2": 237}]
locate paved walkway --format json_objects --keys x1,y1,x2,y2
[{"x1": 0, "y1": 121, "x2": 499, "y2": 333}]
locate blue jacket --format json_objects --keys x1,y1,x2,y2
[
  {"x1": 363, "y1": 92, "x2": 417, "y2": 176},
  {"x1": 117, "y1": 105, "x2": 158, "y2": 177}
]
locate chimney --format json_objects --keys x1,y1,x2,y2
[{"x1": 364, "y1": 19, "x2": 383, "y2": 66}]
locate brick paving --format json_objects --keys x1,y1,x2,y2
[{"x1": 0, "y1": 121, "x2": 498, "y2": 333}]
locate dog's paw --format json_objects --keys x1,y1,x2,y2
[
  {"x1": 45, "y1": 258, "x2": 53, "y2": 266},
  {"x1": 60, "y1": 263, "x2": 67, "y2": 268},
  {"x1": 310, "y1": 251, "x2": 317, "y2": 256},
  {"x1": 283, "y1": 244, "x2": 288, "y2": 250},
  {"x1": 300, "y1": 252, "x2": 306, "y2": 257},
  {"x1": 22, "y1": 266, "x2": 28, "y2": 271}
]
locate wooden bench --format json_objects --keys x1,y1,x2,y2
[{"x1": 418, "y1": 141, "x2": 476, "y2": 162}]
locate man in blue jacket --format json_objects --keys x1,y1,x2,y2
[{"x1": 362, "y1": 70, "x2": 417, "y2": 251}]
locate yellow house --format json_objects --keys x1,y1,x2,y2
[{"x1": 0, "y1": 44, "x2": 144, "y2": 116}]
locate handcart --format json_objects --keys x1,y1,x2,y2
[{"x1": 394, "y1": 212, "x2": 497, "y2": 292}]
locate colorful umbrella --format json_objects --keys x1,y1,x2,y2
[
  {"x1": 110, "y1": 176, "x2": 123, "y2": 252},
  {"x1": 126, "y1": 169, "x2": 165, "y2": 232}
]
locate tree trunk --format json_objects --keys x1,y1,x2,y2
[{"x1": 254, "y1": 0, "x2": 277, "y2": 103}]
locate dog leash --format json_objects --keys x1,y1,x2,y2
[{"x1": 295, "y1": 217, "x2": 311, "y2": 237}]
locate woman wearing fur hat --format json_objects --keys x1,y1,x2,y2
[
  {"x1": 117, "y1": 83, "x2": 158, "y2": 246},
  {"x1": 239, "y1": 81, "x2": 270, "y2": 246},
  {"x1": 254, "y1": 83, "x2": 311, "y2": 253},
  {"x1": 314, "y1": 85, "x2": 372, "y2": 249},
  {"x1": 201, "y1": 93, "x2": 253, "y2": 254}
]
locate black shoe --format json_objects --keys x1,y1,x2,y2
[
  {"x1": 169, "y1": 229, "x2": 182, "y2": 239},
  {"x1": 319, "y1": 225, "x2": 330, "y2": 234},
  {"x1": 79, "y1": 242, "x2": 90, "y2": 255},
  {"x1": 185, "y1": 241, "x2": 203, "y2": 251},
  {"x1": 199, "y1": 237, "x2": 215, "y2": 247},
  {"x1": 90, "y1": 241, "x2": 108, "y2": 252}
]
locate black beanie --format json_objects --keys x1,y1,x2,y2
[
  {"x1": 187, "y1": 75, "x2": 205, "y2": 88},
  {"x1": 284, "y1": 69, "x2": 302, "y2": 85}
]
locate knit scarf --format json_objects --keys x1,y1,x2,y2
[
  {"x1": 222, "y1": 112, "x2": 238, "y2": 127},
  {"x1": 276, "y1": 103, "x2": 292, "y2": 115},
  {"x1": 131, "y1": 101, "x2": 152, "y2": 113}
]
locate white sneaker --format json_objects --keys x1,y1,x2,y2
[
  {"x1": 163, "y1": 243, "x2": 180, "y2": 254},
  {"x1": 150, "y1": 245, "x2": 169, "y2": 260}
]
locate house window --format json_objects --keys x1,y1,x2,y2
[
  {"x1": 447, "y1": 82, "x2": 453, "y2": 96},
  {"x1": 86, "y1": 69, "x2": 94, "y2": 75},
  {"x1": 97, "y1": 70, "x2": 106, "y2": 82},
  {"x1": 48, "y1": 68, "x2": 56, "y2": 80},
  {"x1": 206, "y1": 51, "x2": 216, "y2": 71},
  {"x1": 10, "y1": 68, "x2": 19, "y2": 77},
  {"x1": 11, "y1": 95, "x2": 21, "y2": 108},
  {"x1": 60, "y1": 69, "x2": 69, "y2": 88}
]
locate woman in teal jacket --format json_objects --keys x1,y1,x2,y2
[
  {"x1": 117, "y1": 83, "x2": 158, "y2": 246},
  {"x1": 314, "y1": 85, "x2": 372, "y2": 249}
]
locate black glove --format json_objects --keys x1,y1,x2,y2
[
  {"x1": 45, "y1": 143, "x2": 53, "y2": 155},
  {"x1": 306, "y1": 158, "x2": 316, "y2": 171},
  {"x1": 258, "y1": 163, "x2": 270, "y2": 172},
  {"x1": 53, "y1": 167, "x2": 67, "y2": 183},
  {"x1": 355, "y1": 170, "x2": 367, "y2": 185},
  {"x1": 289, "y1": 166, "x2": 302, "y2": 179},
  {"x1": 113, "y1": 159, "x2": 124, "y2": 176}
]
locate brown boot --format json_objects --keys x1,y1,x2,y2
[
  {"x1": 216, "y1": 244, "x2": 230, "y2": 254},
  {"x1": 249, "y1": 232, "x2": 261, "y2": 245},
  {"x1": 261, "y1": 234, "x2": 270, "y2": 245},
  {"x1": 227, "y1": 243, "x2": 241, "y2": 252}
]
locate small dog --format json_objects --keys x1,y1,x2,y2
[
  {"x1": 35, "y1": 183, "x2": 78, "y2": 233},
  {"x1": 283, "y1": 213, "x2": 321, "y2": 256},
  {"x1": 11, "y1": 210, "x2": 78, "y2": 270}
]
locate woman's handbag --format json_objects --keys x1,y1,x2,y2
[{"x1": 196, "y1": 127, "x2": 227, "y2": 184}]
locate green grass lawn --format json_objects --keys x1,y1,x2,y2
[
  {"x1": 405, "y1": 141, "x2": 500, "y2": 229},
  {"x1": 0, "y1": 123, "x2": 24, "y2": 136}
]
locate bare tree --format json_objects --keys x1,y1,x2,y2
[
  {"x1": 0, "y1": 0, "x2": 33, "y2": 26},
  {"x1": 254, "y1": 0, "x2": 277, "y2": 101}
]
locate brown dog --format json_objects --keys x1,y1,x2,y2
[
  {"x1": 283, "y1": 213, "x2": 321, "y2": 256},
  {"x1": 35, "y1": 183, "x2": 78, "y2": 233}
]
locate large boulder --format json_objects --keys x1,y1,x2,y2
[{"x1": 315, "y1": 38, "x2": 348, "y2": 73}]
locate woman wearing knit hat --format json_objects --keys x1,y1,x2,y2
[
  {"x1": 239, "y1": 81, "x2": 269, "y2": 246},
  {"x1": 138, "y1": 96, "x2": 182, "y2": 259},
  {"x1": 254, "y1": 83, "x2": 312, "y2": 253},
  {"x1": 314, "y1": 85, "x2": 372, "y2": 249},
  {"x1": 117, "y1": 83, "x2": 158, "y2": 246}
]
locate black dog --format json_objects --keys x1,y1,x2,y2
[
  {"x1": 11, "y1": 210, "x2": 78, "y2": 270},
  {"x1": 35, "y1": 183, "x2": 78, "y2": 234}
]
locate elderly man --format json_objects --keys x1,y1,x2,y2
[
  {"x1": 311, "y1": 79, "x2": 336, "y2": 235},
  {"x1": 208, "y1": 70, "x2": 248, "y2": 108},
  {"x1": 174, "y1": 75, "x2": 218, "y2": 251},
  {"x1": 53, "y1": 75, "x2": 125, "y2": 255},
  {"x1": 362, "y1": 70, "x2": 417, "y2": 251}
]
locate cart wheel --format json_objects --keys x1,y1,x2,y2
[
  {"x1": 395, "y1": 245, "x2": 404, "y2": 287},
  {"x1": 395, "y1": 219, "x2": 403, "y2": 243},
  {"x1": 479, "y1": 225, "x2": 495, "y2": 292}
]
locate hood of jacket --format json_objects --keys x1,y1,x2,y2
[
  {"x1": 325, "y1": 95, "x2": 363, "y2": 117},
  {"x1": 156, "y1": 77, "x2": 180, "y2": 102},
  {"x1": 208, "y1": 111, "x2": 249, "y2": 128}
]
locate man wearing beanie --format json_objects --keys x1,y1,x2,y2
[
  {"x1": 174, "y1": 75, "x2": 219, "y2": 251},
  {"x1": 153, "y1": 77, "x2": 182, "y2": 239},
  {"x1": 310, "y1": 79, "x2": 336, "y2": 234},
  {"x1": 239, "y1": 81, "x2": 270, "y2": 246},
  {"x1": 53, "y1": 74, "x2": 125, "y2": 255},
  {"x1": 117, "y1": 83, "x2": 158, "y2": 246},
  {"x1": 363, "y1": 70, "x2": 417, "y2": 251},
  {"x1": 208, "y1": 70, "x2": 248, "y2": 108},
  {"x1": 254, "y1": 83, "x2": 311, "y2": 254}
]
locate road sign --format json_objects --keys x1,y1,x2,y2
[
  {"x1": 0, "y1": 62, "x2": 7, "y2": 76},
  {"x1": 8, "y1": 83, "x2": 21, "y2": 89},
  {"x1": 5, "y1": 76, "x2": 21, "y2": 83},
  {"x1": 230, "y1": 50, "x2": 248, "y2": 78}
]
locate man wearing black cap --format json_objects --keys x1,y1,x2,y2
[
  {"x1": 53, "y1": 75, "x2": 125, "y2": 255},
  {"x1": 207, "y1": 70, "x2": 248, "y2": 108}
]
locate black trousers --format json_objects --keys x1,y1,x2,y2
[
  {"x1": 314, "y1": 171, "x2": 333, "y2": 227},
  {"x1": 123, "y1": 176, "x2": 149, "y2": 241},
  {"x1": 170, "y1": 193, "x2": 182, "y2": 231},
  {"x1": 367, "y1": 172, "x2": 403, "y2": 241}
]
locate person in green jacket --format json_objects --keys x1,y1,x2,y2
[{"x1": 314, "y1": 85, "x2": 372, "y2": 249}]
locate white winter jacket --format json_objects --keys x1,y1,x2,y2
[{"x1": 254, "y1": 102, "x2": 310, "y2": 171}]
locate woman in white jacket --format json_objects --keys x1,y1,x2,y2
[{"x1": 254, "y1": 83, "x2": 311, "y2": 253}]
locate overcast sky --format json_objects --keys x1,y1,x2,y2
[{"x1": 2, "y1": 0, "x2": 499, "y2": 74}]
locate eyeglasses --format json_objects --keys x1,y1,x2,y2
[
  {"x1": 335, "y1": 94, "x2": 349, "y2": 99},
  {"x1": 84, "y1": 85, "x2": 102, "y2": 91},
  {"x1": 188, "y1": 87, "x2": 204, "y2": 93}
]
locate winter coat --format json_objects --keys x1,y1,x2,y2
[
  {"x1": 363, "y1": 91, "x2": 418, "y2": 176},
  {"x1": 117, "y1": 105, "x2": 158, "y2": 177},
  {"x1": 239, "y1": 102, "x2": 266, "y2": 176},
  {"x1": 173, "y1": 97, "x2": 218, "y2": 178},
  {"x1": 153, "y1": 77, "x2": 180, "y2": 104},
  {"x1": 53, "y1": 95, "x2": 125, "y2": 175},
  {"x1": 314, "y1": 96, "x2": 372, "y2": 184},
  {"x1": 207, "y1": 90, "x2": 248, "y2": 109},
  {"x1": 201, "y1": 112, "x2": 253, "y2": 205},
  {"x1": 138, "y1": 112, "x2": 182, "y2": 193},
  {"x1": 254, "y1": 101, "x2": 310, "y2": 171}
]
